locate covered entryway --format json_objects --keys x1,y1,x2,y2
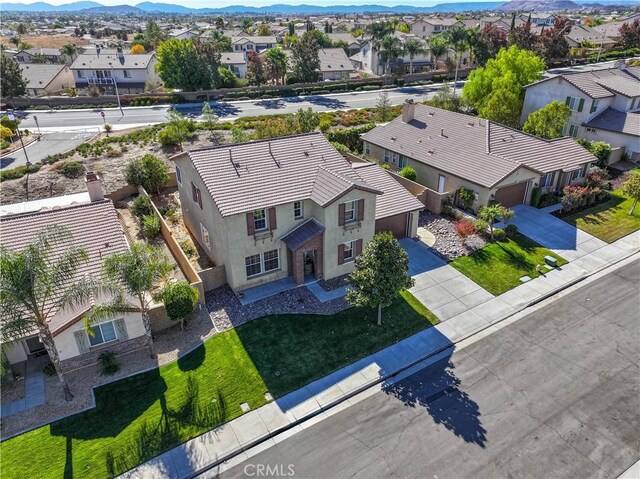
[
  {"x1": 281, "y1": 219, "x2": 326, "y2": 285},
  {"x1": 494, "y1": 181, "x2": 528, "y2": 207}
]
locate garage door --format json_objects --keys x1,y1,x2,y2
[
  {"x1": 375, "y1": 213, "x2": 408, "y2": 238},
  {"x1": 494, "y1": 182, "x2": 528, "y2": 208}
]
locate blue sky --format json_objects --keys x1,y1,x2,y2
[{"x1": 36, "y1": 0, "x2": 491, "y2": 7}]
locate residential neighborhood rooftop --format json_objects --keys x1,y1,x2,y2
[
  {"x1": 70, "y1": 53, "x2": 155, "y2": 70},
  {"x1": 19, "y1": 63, "x2": 70, "y2": 90},
  {"x1": 583, "y1": 107, "x2": 640, "y2": 136}
]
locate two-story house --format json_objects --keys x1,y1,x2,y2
[
  {"x1": 409, "y1": 17, "x2": 460, "y2": 40},
  {"x1": 14, "y1": 48, "x2": 68, "y2": 64},
  {"x1": 70, "y1": 52, "x2": 160, "y2": 94},
  {"x1": 522, "y1": 63, "x2": 640, "y2": 160},
  {"x1": 221, "y1": 52, "x2": 248, "y2": 78},
  {"x1": 362, "y1": 101, "x2": 597, "y2": 210},
  {"x1": 231, "y1": 36, "x2": 277, "y2": 53},
  {"x1": 171, "y1": 133, "x2": 421, "y2": 293}
]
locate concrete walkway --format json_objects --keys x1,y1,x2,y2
[
  {"x1": 400, "y1": 238, "x2": 494, "y2": 321},
  {"x1": 1, "y1": 356, "x2": 46, "y2": 418}
]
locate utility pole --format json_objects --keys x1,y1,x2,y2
[
  {"x1": 33, "y1": 115, "x2": 41, "y2": 136},
  {"x1": 110, "y1": 65, "x2": 124, "y2": 116},
  {"x1": 8, "y1": 113, "x2": 31, "y2": 200}
]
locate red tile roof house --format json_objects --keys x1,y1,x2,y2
[
  {"x1": 170, "y1": 132, "x2": 423, "y2": 293},
  {"x1": 0, "y1": 175, "x2": 148, "y2": 373},
  {"x1": 361, "y1": 101, "x2": 597, "y2": 210}
]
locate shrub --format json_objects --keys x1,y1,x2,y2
[
  {"x1": 454, "y1": 218, "x2": 476, "y2": 244},
  {"x1": 125, "y1": 154, "x2": 169, "y2": 194},
  {"x1": 493, "y1": 228, "x2": 507, "y2": 242},
  {"x1": 157, "y1": 125, "x2": 181, "y2": 147},
  {"x1": 380, "y1": 163, "x2": 390, "y2": 170},
  {"x1": 104, "y1": 123, "x2": 113, "y2": 134},
  {"x1": 539, "y1": 192, "x2": 560, "y2": 208},
  {"x1": 330, "y1": 141, "x2": 349, "y2": 153},
  {"x1": 505, "y1": 224, "x2": 518, "y2": 238},
  {"x1": 159, "y1": 280, "x2": 199, "y2": 330},
  {"x1": 0, "y1": 140, "x2": 9, "y2": 150},
  {"x1": 457, "y1": 187, "x2": 475, "y2": 210},
  {"x1": 179, "y1": 239, "x2": 197, "y2": 258},
  {"x1": 142, "y1": 214, "x2": 161, "y2": 237},
  {"x1": 43, "y1": 363, "x2": 56, "y2": 376},
  {"x1": 59, "y1": 160, "x2": 85, "y2": 178},
  {"x1": 0, "y1": 125, "x2": 13, "y2": 141},
  {"x1": 0, "y1": 163, "x2": 41, "y2": 182},
  {"x1": 131, "y1": 194, "x2": 153, "y2": 218},
  {"x1": 400, "y1": 166, "x2": 417, "y2": 181},
  {"x1": 474, "y1": 219, "x2": 489, "y2": 235},
  {"x1": 98, "y1": 351, "x2": 120, "y2": 375},
  {"x1": 441, "y1": 195, "x2": 460, "y2": 219},
  {"x1": 319, "y1": 118, "x2": 332, "y2": 133},
  {"x1": 326, "y1": 123, "x2": 376, "y2": 152}
]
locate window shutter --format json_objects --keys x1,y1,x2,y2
[
  {"x1": 338, "y1": 244, "x2": 345, "y2": 265},
  {"x1": 197, "y1": 190, "x2": 202, "y2": 209},
  {"x1": 577, "y1": 98, "x2": 584, "y2": 112},
  {"x1": 114, "y1": 318, "x2": 128, "y2": 341},
  {"x1": 338, "y1": 203, "x2": 345, "y2": 226},
  {"x1": 355, "y1": 239, "x2": 363, "y2": 256},
  {"x1": 565, "y1": 96, "x2": 571, "y2": 106},
  {"x1": 74, "y1": 331, "x2": 90, "y2": 354},
  {"x1": 357, "y1": 199, "x2": 364, "y2": 221},
  {"x1": 246, "y1": 212, "x2": 255, "y2": 235},
  {"x1": 268, "y1": 207, "x2": 277, "y2": 230}
]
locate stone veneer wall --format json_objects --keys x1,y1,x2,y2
[{"x1": 292, "y1": 233, "x2": 324, "y2": 285}]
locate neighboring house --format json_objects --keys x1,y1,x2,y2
[
  {"x1": 522, "y1": 64, "x2": 640, "y2": 158},
  {"x1": 594, "y1": 13, "x2": 640, "y2": 39},
  {"x1": 520, "y1": 13, "x2": 556, "y2": 26},
  {"x1": 350, "y1": 38, "x2": 432, "y2": 76},
  {"x1": 19, "y1": 63, "x2": 74, "y2": 96},
  {"x1": 0, "y1": 175, "x2": 147, "y2": 372},
  {"x1": 169, "y1": 28, "x2": 200, "y2": 40},
  {"x1": 220, "y1": 52, "x2": 247, "y2": 78},
  {"x1": 565, "y1": 24, "x2": 616, "y2": 49},
  {"x1": 14, "y1": 48, "x2": 67, "y2": 64},
  {"x1": 231, "y1": 36, "x2": 277, "y2": 52},
  {"x1": 362, "y1": 101, "x2": 597, "y2": 210},
  {"x1": 171, "y1": 132, "x2": 398, "y2": 292},
  {"x1": 410, "y1": 17, "x2": 459, "y2": 39},
  {"x1": 285, "y1": 48, "x2": 357, "y2": 81},
  {"x1": 327, "y1": 32, "x2": 362, "y2": 56},
  {"x1": 70, "y1": 52, "x2": 159, "y2": 94}
]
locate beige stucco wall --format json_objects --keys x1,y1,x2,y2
[
  {"x1": 4, "y1": 341, "x2": 28, "y2": 364},
  {"x1": 489, "y1": 167, "x2": 540, "y2": 205},
  {"x1": 55, "y1": 311, "x2": 145, "y2": 361}
]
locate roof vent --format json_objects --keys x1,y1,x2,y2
[
  {"x1": 440, "y1": 128, "x2": 447, "y2": 138},
  {"x1": 304, "y1": 151, "x2": 309, "y2": 157},
  {"x1": 428, "y1": 149, "x2": 434, "y2": 155},
  {"x1": 467, "y1": 122, "x2": 474, "y2": 127},
  {"x1": 391, "y1": 136, "x2": 396, "y2": 141},
  {"x1": 428, "y1": 111, "x2": 435, "y2": 117}
]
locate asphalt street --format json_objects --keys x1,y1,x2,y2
[
  {"x1": 215, "y1": 259, "x2": 640, "y2": 479},
  {"x1": 0, "y1": 131, "x2": 96, "y2": 170}
]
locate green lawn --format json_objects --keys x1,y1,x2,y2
[
  {"x1": 449, "y1": 233, "x2": 568, "y2": 296},
  {"x1": 1, "y1": 291, "x2": 436, "y2": 479},
  {"x1": 564, "y1": 189, "x2": 640, "y2": 243}
]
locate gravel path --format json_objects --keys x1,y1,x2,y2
[{"x1": 418, "y1": 210, "x2": 487, "y2": 261}]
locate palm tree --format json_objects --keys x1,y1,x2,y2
[
  {"x1": 380, "y1": 35, "x2": 403, "y2": 75},
  {"x1": 403, "y1": 38, "x2": 428, "y2": 74},
  {"x1": 0, "y1": 226, "x2": 112, "y2": 401},
  {"x1": 94, "y1": 242, "x2": 172, "y2": 358},
  {"x1": 59, "y1": 43, "x2": 77, "y2": 62},
  {"x1": 428, "y1": 35, "x2": 448, "y2": 70}
]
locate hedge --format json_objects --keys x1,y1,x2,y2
[{"x1": 326, "y1": 124, "x2": 376, "y2": 152}]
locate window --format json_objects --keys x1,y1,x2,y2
[
  {"x1": 364, "y1": 142, "x2": 371, "y2": 155},
  {"x1": 123, "y1": 69, "x2": 132, "y2": 78},
  {"x1": 383, "y1": 149, "x2": 390, "y2": 163},
  {"x1": 542, "y1": 171, "x2": 555, "y2": 188},
  {"x1": 77, "y1": 70, "x2": 84, "y2": 78},
  {"x1": 175, "y1": 165, "x2": 182, "y2": 185},
  {"x1": 399, "y1": 155, "x2": 408, "y2": 168},
  {"x1": 294, "y1": 201, "x2": 303, "y2": 220},
  {"x1": 566, "y1": 96, "x2": 583, "y2": 112},
  {"x1": 344, "y1": 200, "x2": 356, "y2": 223},
  {"x1": 586, "y1": 127, "x2": 597, "y2": 133},
  {"x1": 88, "y1": 321, "x2": 117, "y2": 347},
  {"x1": 200, "y1": 223, "x2": 210, "y2": 250},
  {"x1": 191, "y1": 182, "x2": 202, "y2": 208},
  {"x1": 253, "y1": 209, "x2": 267, "y2": 231},
  {"x1": 391, "y1": 152, "x2": 399, "y2": 165},
  {"x1": 343, "y1": 240, "x2": 355, "y2": 262},
  {"x1": 570, "y1": 169, "x2": 582, "y2": 181},
  {"x1": 245, "y1": 254, "x2": 262, "y2": 277},
  {"x1": 263, "y1": 249, "x2": 279, "y2": 272},
  {"x1": 590, "y1": 99, "x2": 599, "y2": 114},
  {"x1": 568, "y1": 124, "x2": 580, "y2": 138}
]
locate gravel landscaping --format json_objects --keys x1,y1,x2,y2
[
  {"x1": 418, "y1": 210, "x2": 488, "y2": 261},
  {"x1": 207, "y1": 285, "x2": 349, "y2": 331},
  {"x1": 1, "y1": 379, "x2": 25, "y2": 405},
  {"x1": 318, "y1": 274, "x2": 350, "y2": 291}
]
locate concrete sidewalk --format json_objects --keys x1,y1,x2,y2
[{"x1": 122, "y1": 228, "x2": 640, "y2": 479}]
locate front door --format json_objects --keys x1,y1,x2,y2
[
  {"x1": 437, "y1": 175, "x2": 446, "y2": 193},
  {"x1": 25, "y1": 336, "x2": 45, "y2": 354},
  {"x1": 303, "y1": 250, "x2": 316, "y2": 278}
]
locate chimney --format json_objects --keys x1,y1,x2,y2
[
  {"x1": 85, "y1": 171, "x2": 104, "y2": 202},
  {"x1": 402, "y1": 99, "x2": 415, "y2": 123}
]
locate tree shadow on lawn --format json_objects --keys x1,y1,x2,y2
[
  {"x1": 497, "y1": 243, "x2": 534, "y2": 271},
  {"x1": 567, "y1": 195, "x2": 625, "y2": 226},
  {"x1": 383, "y1": 354, "x2": 487, "y2": 447}
]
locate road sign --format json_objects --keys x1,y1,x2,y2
[{"x1": 100, "y1": 111, "x2": 105, "y2": 118}]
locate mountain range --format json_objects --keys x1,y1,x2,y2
[{"x1": 2, "y1": 0, "x2": 638, "y2": 13}]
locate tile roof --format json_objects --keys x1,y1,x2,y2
[
  {"x1": 362, "y1": 104, "x2": 597, "y2": 187},
  {"x1": 583, "y1": 108, "x2": 640, "y2": 137},
  {"x1": 70, "y1": 53, "x2": 155, "y2": 70},
  {"x1": 317, "y1": 48, "x2": 355, "y2": 72},
  {"x1": 221, "y1": 52, "x2": 246, "y2": 65},
  {"x1": 352, "y1": 163, "x2": 424, "y2": 219},
  {"x1": 281, "y1": 218, "x2": 325, "y2": 250},
  {"x1": 19, "y1": 63, "x2": 69, "y2": 90},
  {"x1": 0, "y1": 200, "x2": 130, "y2": 336},
  {"x1": 231, "y1": 35, "x2": 277, "y2": 44},
  {"x1": 525, "y1": 66, "x2": 640, "y2": 99},
  {"x1": 22, "y1": 48, "x2": 63, "y2": 56},
  {"x1": 182, "y1": 132, "x2": 380, "y2": 217}
]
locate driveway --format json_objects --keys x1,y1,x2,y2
[
  {"x1": 503, "y1": 205, "x2": 608, "y2": 262},
  {"x1": 399, "y1": 238, "x2": 493, "y2": 321}
]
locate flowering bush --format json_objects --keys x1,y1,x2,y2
[
  {"x1": 561, "y1": 184, "x2": 609, "y2": 213},
  {"x1": 454, "y1": 218, "x2": 477, "y2": 245},
  {"x1": 586, "y1": 166, "x2": 611, "y2": 190}
]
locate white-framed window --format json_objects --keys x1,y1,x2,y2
[
  {"x1": 88, "y1": 321, "x2": 117, "y2": 347},
  {"x1": 343, "y1": 240, "x2": 355, "y2": 262},
  {"x1": 586, "y1": 127, "x2": 597, "y2": 133},
  {"x1": 175, "y1": 165, "x2": 182, "y2": 185},
  {"x1": 364, "y1": 142, "x2": 371, "y2": 155},
  {"x1": 570, "y1": 169, "x2": 582, "y2": 181},
  {"x1": 123, "y1": 69, "x2": 132, "y2": 78},
  {"x1": 391, "y1": 152, "x2": 399, "y2": 165},
  {"x1": 542, "y1": 171, "x2": 555, "y2": 188},
  {"x1": 344, "y1": 200, "x2": 356, "y2": 223},
  {"x1": 263, "y1": 249, "x2": 279, "y2": 272},
  {"x1": 245, "y1": 250, "x2": 279, "y2": 278},
  {"x1": 566, "y1": 96, "x2": 581, "y2": 112},
  {"x1": 253, "y1": 209, "x2": 267, "y2": 231},
  {"x1": 383, "y1": 149, "x2": 390, "y2": 163},
  {"x1": 399, "y1": 155, "x2": 408, "y2": 168},
  {"x1": 200, "y1": 223, "x2": 210, "y2": 250},
  {"x1": 245, "y1": 254, "x2": 262, "y2": 277},
  {"x1": 294, "y1": 201, "x2": 303, "y2": 220},
  {"x1": 568, "y1": 124, "x2": 580, "y2": 138},
  {"x1": 77, "y1": 70, "x2": 84, "y2": 78}
]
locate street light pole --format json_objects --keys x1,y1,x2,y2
[
  {"x1": 110, "y1": 65, "x2": 124, "y2": 117},
  {"x1": 448, "y1": 47, "x2": 459, "y2": 96},
  {"x1": 8, "y1": 113, "x2": 31, "y2": 200},
  {"x1": 33, "y1": 115, "x2": 41, "y2": 136}
]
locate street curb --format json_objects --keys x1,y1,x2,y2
[
  {"x1": 184, "y1": 245, "x2": 640, "y2": 479},
  {"x1": 0, "y1": 135, "x2": 42, "y2": 159}
]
